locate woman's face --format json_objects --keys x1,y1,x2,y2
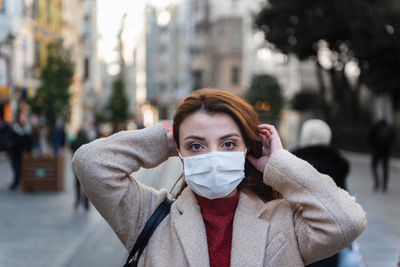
[{"x1": 178, "y1": 111, "x2": 247, "y2": 157}]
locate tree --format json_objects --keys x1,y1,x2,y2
[
  {"x1": 246, "y1": 74, "x2": 284, "y2": 125},
  {"x1": 30, "y1": 41, "x2": 74, "y2": 147},
  {"x1": 106, "y1": 77, "x2": 129, "y2": 130},
  {"x1": 255, "y1": 0, "x2": 400, "y2": 121},
  {"x1": 291, "y1": 90, "x2": 320, "y2": 113}
]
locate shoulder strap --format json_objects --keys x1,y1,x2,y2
[{"x1": 124, "y1": 198, "x2": 174, "y2": 267}]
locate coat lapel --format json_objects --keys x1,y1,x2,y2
[
  {"x1": 230, "y1": 191, "x2": 270, "y2": 266},
  {"x1": 174, "y1": 188, "x2": 210, "y2": 267}
]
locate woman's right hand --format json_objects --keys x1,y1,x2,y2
[{"x1": 167, "y1": 132, "x2": 178, "y2": 157}]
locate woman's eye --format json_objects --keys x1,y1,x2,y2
[
  {"x1": 189, "y1": 143, "x2": 203, "y2": 151},
  {"x1": 222, "y1": 141, "x2": 236, "y2": 149}
]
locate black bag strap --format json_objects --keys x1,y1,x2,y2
[{"x1": 124, "y1": 198, "x2": 174, "y2": 267}]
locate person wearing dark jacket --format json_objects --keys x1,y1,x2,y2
[
  {"x1": 5, "y1": 121, "x2": 32, "y2": 191},
  {"x1": 367, "y1": 119, "x2": 396, "y2": 192},
  {"x1": 292, "y1": 119, "x2": 350, "y2": 267},
  {"x1": 71, "y1": 129, "x2": 90, "y2": 209}
]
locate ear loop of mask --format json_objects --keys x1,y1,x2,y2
[{"x1": 177, "y1": 150, "x2": 183, "y2": 159}]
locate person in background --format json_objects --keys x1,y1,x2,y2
[
  {"x1": 367, "y1": 119, "x2": 396, "y2": 193},
  {"x1": 6, "y1": 119, "x2": 32, "y2": 191},
  {"x1": 292, "y1": 119, "x2": 349, "y2": 190},
  {"x1": 52, "y1": 119, "x2": 66, "y2": 155},
  {"x1": 292, "y1": 119, "x2": 352, "y2": 267},
  {"x1": 73, "y1": 89, "x2": 366, "y2": 266},
  {"x1": 71, "y1": 128, "x2": 90, "y2": 210}
]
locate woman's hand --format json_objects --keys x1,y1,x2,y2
[
  {"x1": 167, "y1": 132, "x2": 178, "y2": 157},
  {"x1": 248, "y1": 124, "x2": 284, "y2": 173}
]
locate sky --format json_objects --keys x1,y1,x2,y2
[
  {"x1": 97, "y1": 0, "x2": 173, "y2": 70},
  {"x1": 97, "y1": 0, "x2": 143, "y2": 65}
]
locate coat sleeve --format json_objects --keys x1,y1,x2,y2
[
  {"x1": 72, "y1": 123, "x2": 170, "y2": 250},
  {"x1": 263, "y1": 149, "x2": 366, "y2": 265}
]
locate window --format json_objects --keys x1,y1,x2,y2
[
  {"x1": 22, "y1": 39, "x2": 29, "y2": 79},
  {"x1": 34, "y1": 41, "x2": 40, "y2": 68},
  {"x1": 0, "y1": 0, "x2": 5, "y2": 13},
  {"x1": 32, "y1": 0, "x2": 38, "y2": 19},
  {"x1": 231, "y1": 0, "x2": 238, "y2": 9},
  {"x1": 47, "y1": 0, "x2": 51, "y2": 24},
  {"x1": 192, "y1": 70, "x2": 203, "y2": 90},
  {"x1": 84, "y1": 57, "x2": 90, "y2": 81},
  {"x1": 231, "y1": 66, "x2": 240, "y2": 85},
  {"x1": 82, "y1": 15, "x2": 90, "y2": 38}
]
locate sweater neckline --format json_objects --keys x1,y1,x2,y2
[{"x1": 195, "y1": 191, "x2": 240, "y2": 216}]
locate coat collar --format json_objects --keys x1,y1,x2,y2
[
  {"x1": 174, "y1": 188, "x2": 210, "y2": 267},
  {"x1": 174, "y1": 188, "x2": 270, "y2": 267},
  {"x1": 230, "y1": 190, "x2": 270, "y2": 266}
]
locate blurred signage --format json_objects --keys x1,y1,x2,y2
[
  {"x1": 3, "y1": 103, "x2": 10, "y2": 122},
  {"x1": 0, "y1": 86, "x2": 9, "y2": 103},
  {"x1": 0, "y1": 0, "x2": 4, "y2": 13},
  {"x1": 35, "y1": 168, "x2": 46, "y2": 178}
]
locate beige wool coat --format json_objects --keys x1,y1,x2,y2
[{"x1": 72, "y1": 123, "x2": 366, "y2": 267}]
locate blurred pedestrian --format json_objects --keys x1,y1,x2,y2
[
  {"x1": 292, "y1": 119, "x2": 350, "y2": 267},
  {"x1": 71, "y1": 128, "x2": 90, "y2": 210},
  {"x1": 30, "y1": 114, "x2": 42, "y2": 156},
  {"x1": 73, "y1": 89, "x2": 366, "y2": 266},
  {"x1": 367, "y1": 119, "x2": 396, "y2": 192},
  {"x1": 52, "y1": 119, "x2": 65, "y2": 155},
  {"x1": 5, "y1": 120, "x2": 32, "y2": 190}
]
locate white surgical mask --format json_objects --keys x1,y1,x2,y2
[{"x1": 179, "y1": 150, "x2": 246, "y2": 199}]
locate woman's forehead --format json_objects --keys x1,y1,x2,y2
[{"x1": 179, "y1": 111, "x2": 242, "y2": 138}]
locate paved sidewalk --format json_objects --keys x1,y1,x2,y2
[
  {"x1": 344, "y1": 151, "x2": 400, "y2": 267},
  {"x1": 0, "y1": 149, "x2": 126, "y2": 267}
]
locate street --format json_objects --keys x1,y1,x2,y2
[
  {"x1": 0, "y1": 150, "x2": 126, "y2": 267},
  {"x1": 0, "y1": 149, "x2": 399, "y2": 267},
  {"x1": 344, "y1": 151, "x2": 400, "y2": 266}
]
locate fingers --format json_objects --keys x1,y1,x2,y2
[
  {"x1": 258, "y1": 124, "x2": 278, "y2": 136},
  {"x1": 258, "y1": 124, "x2": 283, "y2": 152}
]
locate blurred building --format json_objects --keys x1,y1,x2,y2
[
  {"x1": 144, "y1": 1, "x2": 193, "y2": 121},
  {"x1": 62, "y1": 0, "x2": 100, "y2": 134},
  {"x1": 189, "y1": 0, "x2": 266, "y2": 97},
  {"x1": 0, "y1": 0, "x2": 64, "y2": 124},
  {"x1": 0, "y1": 0, "x2": 26, "y2": 124},
  {"x1": 0, "y1": 0, "x2": 99, "y2": 134},
  {"x1": 124, "y1": 0, "x2": 270, "y2": 124},
  {"x1": 122, "y1": 1, "x2": 193, "y2": 126}
]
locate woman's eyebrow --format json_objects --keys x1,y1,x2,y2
[
  {"x1": 219, "y1": 133, "x2": 240, "y2": 140},
  {"x1": 184, "y1": 135, "x2": 205, "y2": 141}
]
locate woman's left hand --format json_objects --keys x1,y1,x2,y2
[{"x1": 247, "y1": 124, "x2": 283, "y2": 173}]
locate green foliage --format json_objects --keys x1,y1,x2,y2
[
  {"x1": 246, "y1": 74, "x2": 284, "y2": 123},
  {"x1": 30, "y1": 41, "x2": 74, "y2": 129},
  {"x1": 106, "y1": 78, "x2": 129, "y2": 125}
]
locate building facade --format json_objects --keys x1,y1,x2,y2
[{"x1": 0, "y1": 0, "x2": 99, "y2": 136}]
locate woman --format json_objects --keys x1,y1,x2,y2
[{"x1": 72, "y1": 88, "x2": 366, "y2": 266}]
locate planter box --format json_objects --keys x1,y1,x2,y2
[{"x1": 21, "y1": 154, "x2": 64, "y2": 191}]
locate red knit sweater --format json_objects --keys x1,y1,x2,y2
[{"x1": 195, "y1": 192, "x2": 240, "y2": 267}]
